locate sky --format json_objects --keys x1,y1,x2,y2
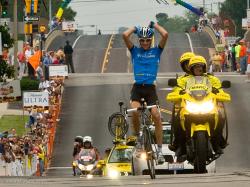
[{"x1": 70, "y1": 0, "x2": 225, "y2": 34}]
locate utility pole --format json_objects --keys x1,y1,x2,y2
[
  {"x1": 13, "y1": 0, "x2": 18, "y2": 79},
  {"x1": 203, "y1": 0, "x2": 205, "y2": 10},
  {"x1": 49, "y1": 0, "x2": 52, "y2": 25}
]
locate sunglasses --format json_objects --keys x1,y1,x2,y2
[{"x1": 139, "y1": 38, "x2": 152, "y2": 43}]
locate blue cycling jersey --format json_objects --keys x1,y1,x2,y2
[{"x1": 130, "y1": 46, "x2": 163, "y2": 84}]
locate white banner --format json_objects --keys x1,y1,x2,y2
[
  {"x1": 0, "y1": 80, "x2": 21, "y2": 98},
  {"x1": 62, "y1": 21, "x2": 76, "y2": 32},
  {"x1": 49, "y1": 65, "x2": 68, "y2": 77},
  {"x1": 23, "y1": 92, "x2": 49, "y2": 107}
]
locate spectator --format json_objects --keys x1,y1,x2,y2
[
  {"x1": 25, "y1": 43, "x2": 34, "y2": 79},
  {"x1": 52, "y1": 54, "x2": 60, "y2": 64},
  {"x1": 231, "y1": 44, "x2": 237, "y2": 71},
  {"x1": 57, "y1": 47, "x2": 65, "y2": 64},
  {"x1": 211, "y1": 52, "x2": 223, "y2": 72},
  {"x1": 64, "y1": 41, "x2": 75, "y2": 73},
  {"x1": 239, "y1": 40, "x2": 247, "y2": 75},
  {"x1": 17, "y1": 51, "x2": 26, "y2": 79},
  {"x1": 36, "y1": 62, "x2": 44, "y2": 81},
  {"x1": 42, "y1": 51, "x2": 52, "y2": 80},
  {"x1": 38, "y1": 76, "x2": 50, "y2": 91},
  {"x1": 8, "y1": 128, "x2": 17, "y2": 137},
  {"x1": 235, "y1": 42, "x2": 241, "y2": 72}
]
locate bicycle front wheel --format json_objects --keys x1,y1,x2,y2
[
  {"x1": 108, "y1": 112, "x2": 128, "y2": 139},
  {"x1": 143, "y1": 127, "x2": 156, "y2": 179}
]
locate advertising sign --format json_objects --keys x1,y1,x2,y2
[
  {"x1": 62, "y1": 21, "x2": 76, "y2": 32},
  {"x1": 49, "y1": 65, "x2": 68, "y2": 77},
  {"x1": 23, "y1": 92, "x2": 49, "y2": 107},
  {"x1": 0, "y1": 80, "x2": 21, "y2": 101}
]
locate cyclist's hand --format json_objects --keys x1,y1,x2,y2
[
  {"x1": 134, "y1": 26, "x2": 141, "y2": 35},
  {"x1": 148, "y1": 21, "x2": 155, "y2": 28}
]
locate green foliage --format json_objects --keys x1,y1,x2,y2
[
  {"x1": 220, "y1": 0, "x2": 247, "y2": 36},
  {"x1": 156, "y1": 11, "x2": 199, "y2": 33},
  {"x1": 0, "y1": 25, "x2": 14, "y2": 49},
  {"x1": 0, "y1": 59, "x2": 15, "y2": 82},
  {"x1": 20, "y1": 77, "x2": 39, "y2": 91},
  {"x1": 62, "y1": 7, "x2": 77, "y2": 21}
]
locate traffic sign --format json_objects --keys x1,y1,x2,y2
[{"x1": 24, "y1": 16, "x2": 39, "y2": 22}]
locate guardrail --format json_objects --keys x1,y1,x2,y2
[{"x1": 203, "y1": 25, "x2": 218, "y2": 47}]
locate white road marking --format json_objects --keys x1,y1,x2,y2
[
  {"x1": 72, "y1": 35, "x2": 83, "y2": 49},
  {"x1": 185, "y1": 33, "x2": 194, "y2": 53}
]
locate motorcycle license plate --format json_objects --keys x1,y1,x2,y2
[{"x1": 168, "y1": 162, "x2": 184, "y2": 170}]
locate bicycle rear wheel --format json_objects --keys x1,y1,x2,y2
[
  {"x1": 108, "y1": 112, "x2": 128, "y2": 139},
  {"x1": 143, "y1": 127, "x2": 156, "y2": 179}
]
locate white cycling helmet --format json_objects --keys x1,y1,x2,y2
[{"x1": 83, "y1": 136, "x2": 92, "y2": 143}]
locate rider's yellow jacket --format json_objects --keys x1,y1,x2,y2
[{"x1": 168, "y1": 73, "x2": 223, "y2": 102}]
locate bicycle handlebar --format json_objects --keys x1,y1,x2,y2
[{"x1": 126, "y1": 105, "x2": 158, "y2": 113}]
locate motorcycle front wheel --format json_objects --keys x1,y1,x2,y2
[{"x1": 194, "y1": 131, "x2": 208, "y2": 173}]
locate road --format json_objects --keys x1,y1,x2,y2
[
  {"x1": 41, "y1": 31, "x2": 250, "y2": 185},
  {"x1": 48, "y1": 73, "x2": 250, "y2": 176}
]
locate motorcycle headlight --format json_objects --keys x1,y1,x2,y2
[
  {"x1": 86, "y1": 165, "x2": 94, "y2": 171},
  {"x1": 186, "y1": 100, "x2": 214, "y2": 114},
  {"x1": 108, "y1": 170, "x2": 120, "y2": 178},
  {"x1": 78, "y1": 164, "x2": 85, "y2": 170}
]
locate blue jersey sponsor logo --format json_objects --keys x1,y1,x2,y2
[{"x1": 130, "y1": 46, "x2": 163, "y2": 84}]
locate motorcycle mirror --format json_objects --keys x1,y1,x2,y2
[
  {"x1": 222, "y1": 80, "x2": 231, "y2": 88},
  {"x1": 168, "y1": 79, "x2": 178, "y2": 87}
]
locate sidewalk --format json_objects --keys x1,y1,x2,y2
[{"x1": 0, "y1": 103, "x2": 28, "y2": 118}]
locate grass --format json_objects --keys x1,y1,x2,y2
[{"x1": 0, "y1": 115, "x2": 28, "y2": 136}]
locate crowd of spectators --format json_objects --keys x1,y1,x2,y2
[
  {"x1": 0, "y1": 76, "x2": 65, "y2": 176},
  {"x1": 209, "y1": 40, "x2": 250, "y2": 76}
]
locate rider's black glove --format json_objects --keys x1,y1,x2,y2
[
  {"x1": 149, "y1": 21, "x2": 155, "y2": 28},
  {"x1": 179, "y1": 90, "x2": 186, "y2": 95},
  {"x1": 212, "y1": 87, "x2": 219, "y2": 94}
]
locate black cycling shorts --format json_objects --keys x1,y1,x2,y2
[{"x1": 130, "y1": 84, "x2": 159, "y2": 105}]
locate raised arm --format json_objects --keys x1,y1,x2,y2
[
  {"x1": 152, "y1": 22, "x2": 168, "y2": 49},
  {"x1": 122, "y1": 27, "x2": 136, "y2": 50}
]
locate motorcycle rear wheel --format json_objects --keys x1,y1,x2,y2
[{"x1": 194, "y1": 131, "x2": 207, "y2": 173}]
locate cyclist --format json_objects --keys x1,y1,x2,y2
[
  {"x1": 170, "y1": 55, "x2": 227, "y2": 155},
  {"x1": 123, "y1": 21, "x2": 168, "y2": 164}
]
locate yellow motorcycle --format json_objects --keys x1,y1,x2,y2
[{"x1": 167, "y1": 76, "x2": 231, "y2": 173}]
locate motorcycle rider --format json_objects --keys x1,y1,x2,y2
[
  {"x1": 168, "y1": 52, "x2": 195, "y2": 152},
  {"x1": 169, "y1": 55, "x2": 227, "y2": 155},
  {"x1": 123, "y1": 21, "x2": 168, "y2": 164},
  {"x1": 72, "y1": 136, "x2": 84, "y2": 176},
  {"x1": 77, "y1": 136, "x2": 100, "y2": 174}
]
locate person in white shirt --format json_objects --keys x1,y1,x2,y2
[
  {"x1": 38, "y1": 76, "x2": 50, "y2": 91},
  {"x1": 25, "y1": 43, "x2": 34, "y2": 78}
]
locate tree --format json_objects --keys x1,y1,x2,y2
[
  {"x1": 156, "y1": 11, "x2": 198, "y2": 33},
  {"x1": 0, "y1": 58, "x2": 15, "y2": 82},
  {"x1": 220, "y1": 0, "x2": 247, "y2": 36},
  {"x1": 0, "y1": 25, "x2": 14, "y2": 49}
]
